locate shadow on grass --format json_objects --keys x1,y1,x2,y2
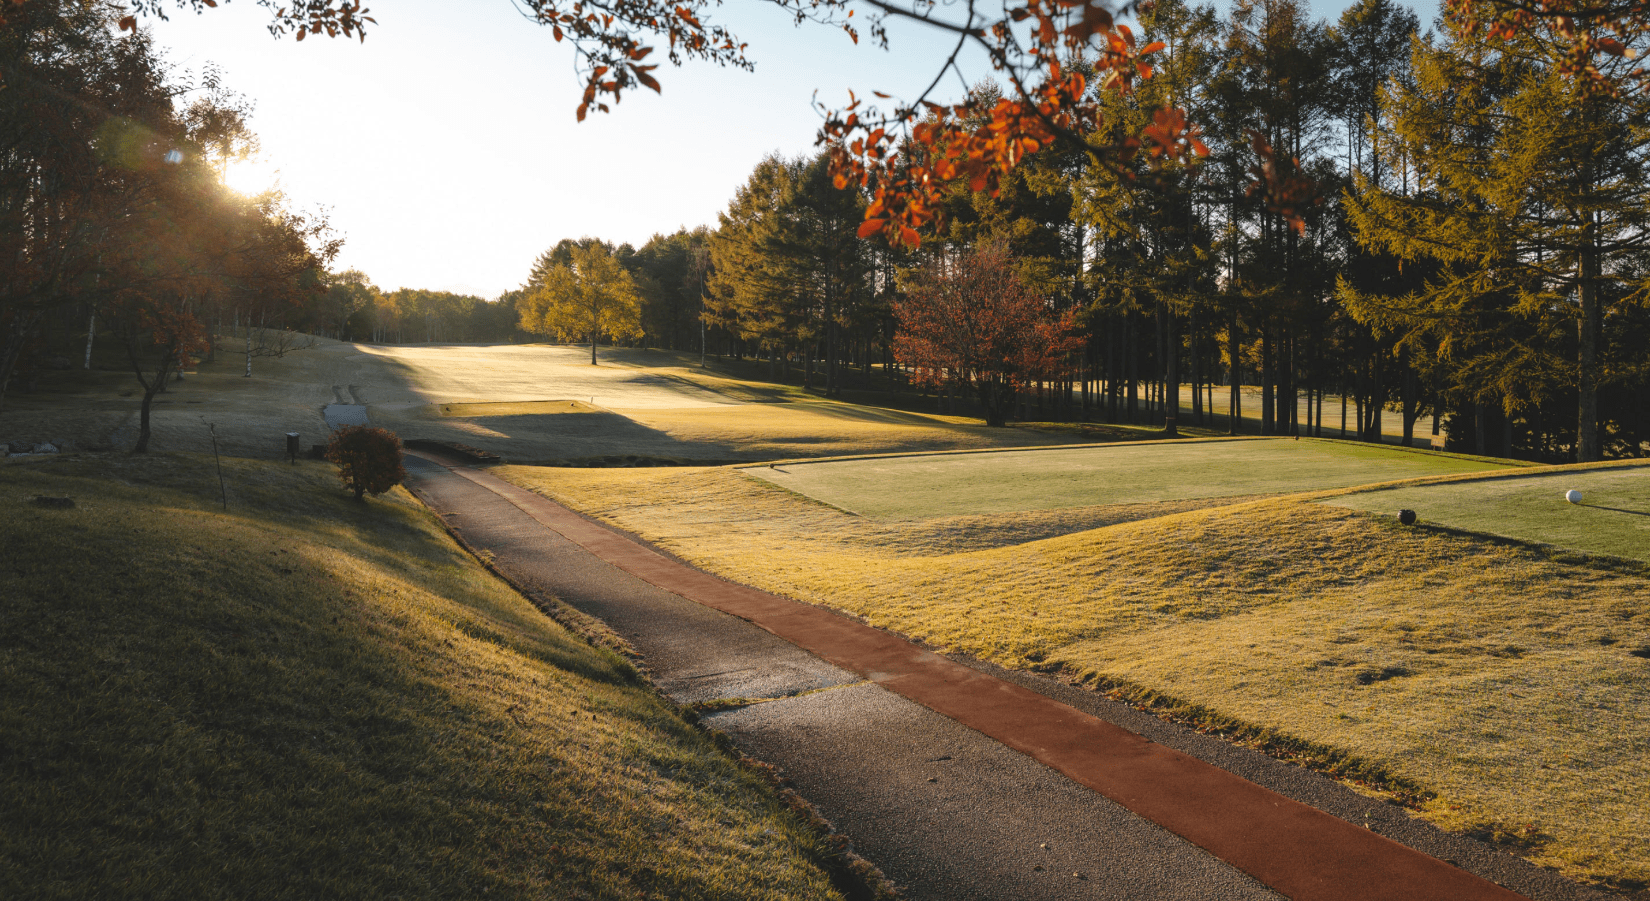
[{"x1": 1581, "y1": 504, "x2": 1650, "y2": 517}]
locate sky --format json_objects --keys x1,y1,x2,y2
[{"x1": 145, "y1": 0, "x2": 1439, "y2": 299}]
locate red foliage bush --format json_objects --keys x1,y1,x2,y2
[{"x1": 324, "y1": 426, "x2": 406, "y2": 501}]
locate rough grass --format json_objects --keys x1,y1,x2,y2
[
  {"x1": 749, "y1": 437, "x2": 1527, "y2": 519},
  {"x1": 1322, "y1": 462, "x2": 1650, "y2": 562},
  {"x1": 0, "y1": 453, "x2": 848, "y2": 901},
  {"x1": 497, "y1": 462, "x2": 1650, "y2": 893}
]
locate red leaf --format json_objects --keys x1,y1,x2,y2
[{"x1": 857, "y1": 218, "x2": 887, "y2": 239}]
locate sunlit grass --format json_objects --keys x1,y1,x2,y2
[
  {"x1": 1322, "y1": 462, "x2": 1650, "y2": 562},
  {"x1": 498, "y1": 462, "x2": 1650, "y2": 893},
  {"x1": 438, "y1": 400, "x2": 603, "y2": 417},
  {"x1": 0, "y1": 454, "x2": 846, "y2": 901},
  {"x1": 749, "y1": 437, "x2": 1527, "y2": 519}
]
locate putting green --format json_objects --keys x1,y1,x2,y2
[
  {"x1": 1322, "y1": 463, "x2": 1650, "y2": 562},
  {"x1": 748, "y1": 437, "x2": 1525, "y2": 519}
]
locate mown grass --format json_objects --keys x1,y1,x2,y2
[
  {"x1": 614, "y1": 400, "x2": 1076, "y2": 461},
  {"x1": 498, "y1": 462, "x2": 1650, "y2": 893},
  {"x1": 0, "y1": 453, "x2": 849, "y2": 901},
  {"x1": 1322, "y1": 462, "x2": 1650, "y2": 562},
  {"x1": 749, "y1": 437, "x2": 1527, "y2": 520}
]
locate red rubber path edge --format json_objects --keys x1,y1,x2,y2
[{"x1": 430, "y1": 458, "x2": 1527, "y2": 901}]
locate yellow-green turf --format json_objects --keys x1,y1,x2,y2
[
  {"x1": 749, "y1": 437, "x2": 1529, "y2": 520},
  {"x1": 1322, "y1": 463, "x2": 1650, "y2": 563},
  {"x1": 0, "y1": 454, "x2": 846, "y2": 901},
  {"x1": 497, "y1": 462, "x2": 1650, "y2": 893}
]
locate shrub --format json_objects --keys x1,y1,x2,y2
[{"x1": 324, "y1": 426, "x2": 406, "y2": 501}]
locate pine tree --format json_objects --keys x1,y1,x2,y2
[{"x1": 1343, "y1": 18, "x2": 1650, "y2": 461}]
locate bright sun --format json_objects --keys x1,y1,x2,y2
[{"x1": 222, "y1": 158, "x2": 282, "y2": 196}]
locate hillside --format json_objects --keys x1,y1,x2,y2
[{"x1": 0, "y1": 453, "x2": 849, "y2": 900}]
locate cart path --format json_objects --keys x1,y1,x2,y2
[{"x1": 404, "y1": 452, "x2": 1554, "y2": 901}]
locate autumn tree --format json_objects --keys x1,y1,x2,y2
[
  {"x1": 518, "y1": 241, "x2": 643, "y2": 364},
  {"x1": 107, "y1": 296, "x2": 208, "y2": 453},
  {"x1": 894, "y1": 242, "x2": 1080, "y2": 427}
]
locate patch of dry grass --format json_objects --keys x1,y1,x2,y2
[
  {"x1": 498, "y1": 463, "x2": 1650, "y2": 893},
  {"x1": 0, "y1": 453, "x2": 848, "y2": 901}
]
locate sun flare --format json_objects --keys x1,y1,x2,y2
[{"x1": 221, "y1": 158, "x2": 282, "y2": 196}]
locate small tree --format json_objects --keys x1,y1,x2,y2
[
  {"x1": 893, "y1": 242, "x2": 1081, "y2": 427},
  {"x1": 108, "y1": 299, "x2": 210, "y2": 454},
  {"x1": 517, "y1": 242, "x2": 644, "y2": 364},
  {"x1": 325, "y1": 426, "x2": 406, "y2": 501}
]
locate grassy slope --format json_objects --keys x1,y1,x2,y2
[
  {"x1": 0, "y1": 454, "x2": 846, "y2": 901},
  {"x1": 749, "y1": 438, "x2": 1524, "y2": 519},
  {"x1": 1323, "y1": 463, "x2": 1650, "y2": 562},
  {"x1": 498, "y1": 463, "x2": 1650, "y2": 893}
]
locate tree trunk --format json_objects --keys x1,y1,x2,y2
[
  {"x1": 590, "y1": 330, "x2": 598, "y2": 365},
  {"x1": 0, "y1": 309, "x2": 46, "y2": 415},
  {"x1": 1227, "y1": 317, "x2": 1241, "y2": 435},
  {"x1": 1401, "y1": 351, "x2": 1416, "y2": 447},
  {"x1": 827, "y1": 321, "x2": 838, "y2": 397},
  {"x1": 1578, "y1": 259, "x2": 1602, "y2": 461},
  {"x1": 1125, "y1": 315, "x2": 1139, "y2": 423},
  {"x1": 1368, "y1": 351, "x2": 1384, "y2": 442},
  {"x1": 1190, "y1": 317, "x2": 1202, "y2": 427},
  {"x1": 85, "y1": 308, "x2": 97, "y2": 370},
  {"x1": 1163, "y1": 313, "x2": 1179, "y2": 437},
  {"x1": 1261, "y1": 328, "x2": 1274, "y2": 435}
]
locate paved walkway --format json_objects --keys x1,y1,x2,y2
[{"x1": 402, "y1": 452, "x2": 1602, "y2": 901}]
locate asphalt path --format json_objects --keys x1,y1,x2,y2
[{"x1": 401, "y1": 453, "x2": 1606, "y2": 901}]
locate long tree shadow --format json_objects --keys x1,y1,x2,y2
[{"x1": 1581, "y1": 504, "x2": 1650, "y2": 517}]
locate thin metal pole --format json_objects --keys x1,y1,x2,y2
[{"x1": 208, "y1": 422, "x2": 227, "y2": 510}]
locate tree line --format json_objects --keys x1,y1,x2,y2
[
  {"x1": 0, "y1": 2, "x2": 341, "y2": 449},
  {"x1": 525, "y1": 0, "x2": 1650, "y2": 463},
  {"x1": 0, "y1": 1, "x2": 540, "y2": 450}
]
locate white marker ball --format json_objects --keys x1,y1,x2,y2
[{"x1": 1565, "y1": 489, "x2": 1582, "y2": 504}]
